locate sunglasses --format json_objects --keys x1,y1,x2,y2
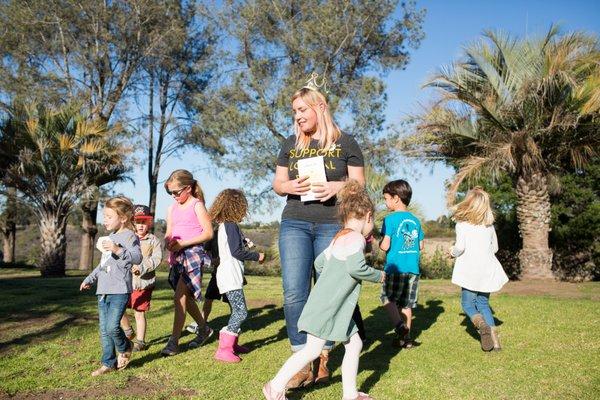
[{"x1": 166, "y1": 186, "x2": 189, "y2": 197}]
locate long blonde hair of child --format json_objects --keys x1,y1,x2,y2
[
  {"x1": 291, "y1": 88, "x2": 341, "y2": 151},
  {"x1": 164, "y1": 169, "x2": 205, "y2": 203},
  {"x1": 105, "y1": 196, "x2": 136, "y2": 231},
  {"x1": 451, "y1": 186, "x2": 495, "y2": 226}
]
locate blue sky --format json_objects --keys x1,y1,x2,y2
[{"x1": 113, "y1": 0, "x2": 600, "y2": 223}]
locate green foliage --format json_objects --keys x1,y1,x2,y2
[
  {"x1": 420, "y1": 249, "x2": 453, "y2": 279},
  {"x1": 550, "y1": 160, "x2": 600, "y2": 280},
  {"x1": 189, "y1": 0, "x2": 426, "y2": 203}
]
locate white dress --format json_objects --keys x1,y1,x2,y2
[{"x1": 451, "y1": 222, "x2": 509, "y2": 293}]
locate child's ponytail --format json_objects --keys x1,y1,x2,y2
[{"x1": 165, "y1": 169, "x2": 205, "y2": 203}]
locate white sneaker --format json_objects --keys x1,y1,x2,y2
[{"x1": 185, "y1": 323, "x2": 199, "y2": 334}]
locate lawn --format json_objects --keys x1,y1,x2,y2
[{"x1": 0, "y1": 267, "x2": 599, "y2": 400}]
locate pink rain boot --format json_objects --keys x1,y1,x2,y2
[
  {"x1": 233, "y1": 335, "x2": 250, "y2": 354},
  {"x1": 214, "y1": 328, "x2": 241, "y2": 363}
]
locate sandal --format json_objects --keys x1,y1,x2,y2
[
  {"x1": 91, "y1": 365, "x2": 114, "y2": 377},
  {"x1": 132, "y1": 339, "x2": 146, "y2": 352},
  {"x1": 117, "y1": 340, "x2": 133, "y2": 370}
]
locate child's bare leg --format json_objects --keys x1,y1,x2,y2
[
  {"x1": 202, "y1": 299, "x2": 213, "y2": 321},
  {"x1": 134, "y1": 311, "x2": 146, "y2": 342},
  {"x1": 120, "y1": 313, "x2": 132, "y2": 332},
  {"x1": 185, "y1": 293, "x2": 207, "y2": 331},
  {"x1": 171, "y1": 278, "x2": 188, "y2": 341},
  {"x1": 383, "y1": 300, "x2": 402, "y2": 327},
  {"x1": 401, "y1": 307, "x2": 413, "y2": 332}
]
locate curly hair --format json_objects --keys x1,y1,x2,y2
[
  {"x1": 209, "y1": 189, "x2": 248, "y2": 223},
  {"x1": 105, "y1": 196, "x2": 135, "y2": 232},
  {"x1": 337, "y1": 180, "x2": 374, "y2": 223}
]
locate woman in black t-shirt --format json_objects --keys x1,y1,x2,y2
[{"x1": 272, "y1": 85, "x2": 365, "y2": 388}]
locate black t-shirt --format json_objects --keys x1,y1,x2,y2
[{"x1": 276, "y1": 133, "x2": 364, "y2": 223}]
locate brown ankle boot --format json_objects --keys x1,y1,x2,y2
[
  {"x1": 314, "y1": 352, "x2": 330, "y2": 384},
  {"x1": 471, "y1": 314, "x2": 494, "y2": 352},
  {"x1": 285, "y1": 362, "x2": 313, "y2": 389},
  {"x1": 491, "y1": 327, "x2": 501, "y2": 351}
]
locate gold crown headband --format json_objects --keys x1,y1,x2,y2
[{"x1": 302, "y1": 72, "x2": 329, "y2": 94}]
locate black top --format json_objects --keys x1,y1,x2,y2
[{"x1": 276, "y1": 133, "x2": 364, "y2": 223}]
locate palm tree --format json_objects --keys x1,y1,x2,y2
[
  {"x1": 0, "y1": 104, "x2": 128, "y2": 276},
  {"x1": 405, "y1": 26, "x2": 600, "y2": 279}
]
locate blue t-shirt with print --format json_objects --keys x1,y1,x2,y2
[{"x1": 382, "y1": 211, "x2": 424, "y2": 274}]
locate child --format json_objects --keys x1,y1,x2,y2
[
  {"x1": 263, "y1": 181, "x2": 384, "y2": 400},
  {"x1": 185, "y1": 224, "x2": 226, "y2": 335},
  {"x1": 210, "y1": 189, "x2": 265, "y2": 363},
  {"x1": 379, "y1": 179, "x2": 424, "y2": 348},
  {"x1": 119, "y1": 205, "x2": 163, "y2": 352},
  {"x1": 80, "y1": 197, "x2": 142, "y2": 376},
  {"x1": 449, "y1": 187, "x2": 508, "y2": 351},
  {"x1": 161, "y1": 169, "x2": 214, "y2": 356}
]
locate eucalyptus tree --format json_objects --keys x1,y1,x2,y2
[
  {"x1": 188, "y1": 0, "x2": 426, "y2": 202},
  {"x1": 0, "y1": 0, "x2": 176, "y2": 269},
  {"x1": 404, "y1": 26, "x2": 600, "y2": 279},
  {"x1": 0, "y1": 104, "x2": 128, "y2": 276}
]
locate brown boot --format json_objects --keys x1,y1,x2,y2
[
  {"x1": 471, "y1": 314, "x2": 494, "y2": 351},
  {"x1": 314, "y1": 351, "x2": 330, "y2": 384},
  {"x1": 491, "y1": 327, "x2": 501, "y2": 351},
  {"x1": 285, "y1": 362, "x2": 313, "y2": 389}
]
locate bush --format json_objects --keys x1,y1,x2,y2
[{"x1": 420, "y1": 249, "x2": 453, "y2": 279}]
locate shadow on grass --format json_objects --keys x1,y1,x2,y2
[{"x1": 321, "y1": 299, "x2": 445, "y2": 394}]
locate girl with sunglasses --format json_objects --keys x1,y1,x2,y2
[{"x1": 161, "y1": 169, "x2": 214, "y2": 356}]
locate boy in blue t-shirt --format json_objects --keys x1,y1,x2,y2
[{"x1": 379, "y1": 179, "x2": 424, "y2": 348}]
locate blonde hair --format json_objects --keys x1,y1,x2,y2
[
  {"x1": 209, "y1": 189, "x2": 248, "y2": 224},
  {"x1": 451, "y1": 187, "x2": 495, "y2": 226},
  {"x1": 164, "y1": 169, "x2": 205, "y2": 203},
  {"x1": 105, "y1": 196, "x2": 135, "y2": 231},
  {"x1": 337, "y1": 180, "x2": 374, "y2": 224},
  {"x1": 291, "y1": 88, "x2": 341, "y2": 151}
]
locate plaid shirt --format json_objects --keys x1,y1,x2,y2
[{"x1": 169, "y1": 245, "x2": 211, "y2": 300}]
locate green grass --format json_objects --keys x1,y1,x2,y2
[{"x1": 0, "y1": 268, "x2": 599, "y2": 399}]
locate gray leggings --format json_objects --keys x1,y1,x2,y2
[{"x1": 225, "y1": 289, "x2": 248, "y2": 333}]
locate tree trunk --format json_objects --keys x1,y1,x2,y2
[
  {"x1": 2, "y1": 222, "x2": 16, "y2": 263},
  {"x1": 79, "y1": 190, "x2": 99, "y2": 270},
  {"x1": 515, "y1": 172, "x2": 554, "y2": 279},
  {"x1": 2, "y1": 187, "x2": 17, "y2": 263},
  {"x1": 39, "y1": 211, "x2": 68, "y2": 277}
]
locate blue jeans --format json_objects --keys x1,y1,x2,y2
[
  {"x1": 279, "y1": 219, "x2": 341, "y2": 352},
  {"x1": 461, "y1": 288, "x2": 495, "y2": 327},
  {"x1": 98, "y1": 294, "x2": 130, "y2": 368}
]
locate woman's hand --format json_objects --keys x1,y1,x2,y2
[
  {"x1": 79, "y1": 281, "x2": 91, "y2": 291},
  {"x1": 283, "y1": 176, "x2": 311, "y2": 196},
  {"x1": 312, "y1": 181, "x2": 344, "y2": 202}
]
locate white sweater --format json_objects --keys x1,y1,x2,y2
[
  {"x1": 450, "y1": 222, "x2": 508, "y2": 293},
  {"x1": 216, "y1": 222, "x2": 260, "y2": 294}
]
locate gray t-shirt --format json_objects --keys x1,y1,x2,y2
[{"x1": 276, "y1": 133, "x2": 364, "y2": 223}]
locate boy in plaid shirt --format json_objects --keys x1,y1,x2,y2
[{"x1": 379, "y1": 180, "x2": 424, "y2": 348}]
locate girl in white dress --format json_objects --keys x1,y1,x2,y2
[{"x1": 449, "y1": 187, "x2": 508, "y2": 351}]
